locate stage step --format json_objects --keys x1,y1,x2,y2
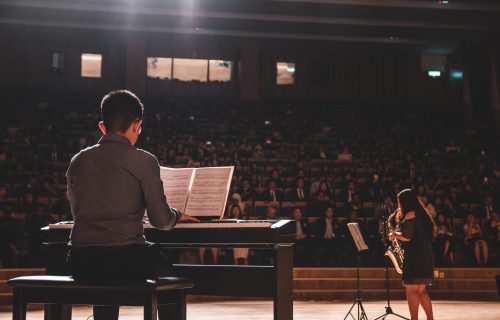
[
  {"x1": 0, "y1": 267, "x2": 498, "y2": 310},
  {"x1": 294, "y1": 278, "x2": 497, "y2": 291},
  {"x1": 293, "y1": 268, "x2": 500, "y2": 301},
  {"x1": 293, "y1": 289, "x2": 499, "y2": 301}
]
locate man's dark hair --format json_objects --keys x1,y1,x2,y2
[{"x1": 100, "y1": 90, "x2": 143, "y2": 133}]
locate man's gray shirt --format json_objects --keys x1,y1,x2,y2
[{"x1": 66, "y1": 134, "x2": 180, "y2": 247}]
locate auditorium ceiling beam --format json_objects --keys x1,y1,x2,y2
[{"x1": 0, "y1": 0, "x2": 489, "y2": 32}]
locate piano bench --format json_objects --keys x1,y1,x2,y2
[{"x1": 7, "y1": 275, "x2": 194, "y2": 320}]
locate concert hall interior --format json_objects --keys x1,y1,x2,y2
[{"x1": 0, "y1": 0, "x2": 500, "y2": 319}]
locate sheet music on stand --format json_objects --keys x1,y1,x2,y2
[
  {"x1": 347, "y1": 223, "x2": 369, "y2": 252},
  {"x1": 159, "y1": 166, "x2": 234, "y2": 218}
]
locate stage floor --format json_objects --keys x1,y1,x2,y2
[{"x1": 1, "y1": 300, "x2": 499, "y2": 320}]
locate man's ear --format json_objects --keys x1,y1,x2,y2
[
  {"x1": 133, "y1": 120, "x2": 142, "y2": 134},
  {"x1": 98, "y1": 121, "x2": 107, "y2": 134}
]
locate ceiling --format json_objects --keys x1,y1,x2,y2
[{"x1": 0, "y1": 0, "x2": 499, "y2": 52}]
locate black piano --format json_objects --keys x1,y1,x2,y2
[{"x1": 41, "y1": 220, "x2": 296, "y2": 320}]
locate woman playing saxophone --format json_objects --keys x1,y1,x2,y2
[{"x1": 389, "y1": 189, "x2": 435, "y2": 320}]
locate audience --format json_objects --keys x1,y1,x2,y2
[{"x1": 0, "y1": 97, "x2": 499, "y2": 267}]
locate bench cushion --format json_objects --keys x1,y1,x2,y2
[{"x1": 8, "y1": 275, "x2": 193, "y2": 291}]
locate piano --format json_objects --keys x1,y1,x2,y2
[{"x1": 41, "y1": 219, "x2": 296, "y2": 320}]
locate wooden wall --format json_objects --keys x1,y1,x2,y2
[
  {"x1": 260, "y1": 48, "x2": 453, "y2": 109},
  {"x1": 0, "y1": 26, "x2": 459, "y2": 110}
]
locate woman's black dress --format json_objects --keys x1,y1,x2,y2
[{"x1": 401, "y1": 212, "x2": 434, "y2": 285}]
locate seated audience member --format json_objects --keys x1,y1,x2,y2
[
  {"x1": 265, "y1": 206, "x2": 279, "y2": 220},
  {"x1": 240, "y1": 179, "x2": 256, "y2": 202},
  {"x1": 270, "y1": 170, "x2": 285, "y2": 188},
  {"x1": 293, "y1": 207, "x2": 310, "y2": 266},
  {"x1": 338, "y1": 147, "x2": 353, "y2": 162},
  {"x1": 463, "y1": 213, "x2": 489, "y2": 265},
  {"x1": 17, "y1": 192, "x2": 36, "y2": 217},
  {"x1": 0, "y1": 185, "x2": 13, "y2": 209},
  {"x1": 259, "y1": 180, "x2": 282, "y2": 202},
  {"x1": 309, "y1": 175, "x2": 329, "y2": 196},
  {"x1": 309, "y1": 191, "x2": 332, "y2": 216},
  {"x1": 445, "y1": 139, "x2": 461, "y2": 153},
  {"x1": 442, "y1": 196, "x2": 460, "y2": 218},
  {"x1": 485, "y1": 211, "x2": 500, "y2": 264},
  {"x1": 459, "y1": 184, "x2": 481, "y2": 205},
  {"x1": 317, "y1": 181, "x2": 333, "y2": 201},
  {"x1": 287, "y1": 178, "x2": 309, "y2": 202},
  {"x1": 406, "y1": 162, "x2": 418, "y2": 187},
  {"x1": 340, "y1": 181, "x2": 359, "y2": 203},
  {"x1": 26, "y1": 205, "x2": 54, "y2": 266},
  {"x1": 433, "y1": 213, "x2": 454, "y2": 265},
  {"x1": 315, "y1": 207, "x2": 341, "y2": 266},
  {"x1": 229, "y1": 193, "x2": 245, "y2": 216},
  {"x1": 228, "y1": 205, "x2": 249, "y2": 264},
  {"x1": 50, "y1": 189, "x2": 72, "y2": 221},
  {"x1": 374, "y1": 195, "x2": 395, "y2": 221},
  {"x1": 481, "y1": 195, "x2": 498, "y2": 219},
  {"x1": 366, "y1": 174, "x2": 384, "y2": 203},
  {"x1": 346, "y1": 194, "x2": 364, "y2": 216},
  {"x1": 0, "y1": 209, "x2": 17, "y2": 267}
]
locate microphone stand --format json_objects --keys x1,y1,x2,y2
[{"x1": 373, "y1": 211, "x2": 409, "y2": 320}]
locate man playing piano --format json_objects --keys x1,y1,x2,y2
[{"x1": 66, "y1": 90, "x2": 198, "y2": 320}]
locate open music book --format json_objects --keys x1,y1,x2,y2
[{"x1": 159, "y1": 166, "x2": 234, "y2": 218}]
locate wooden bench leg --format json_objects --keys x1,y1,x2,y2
[
  {"x1": 158, "y1": 290, "x2": 186, "y2": 320},
  {"x1": 44, "y1": 304, "x2": 72, "y2": 320},
  {"x1": 144, "y1": 293, "x2": 158, "y2": 320},
  {"x1": 179, "y1": 290, "x2": 186, "y2": 320},
  {"x1": 12, "y1": 288, "x2": 26, "y2": 320}
]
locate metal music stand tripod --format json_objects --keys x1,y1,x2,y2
[
  {"x1": 373, "y1": 213, "x2": 409, "y2": 320},
  {"x1": 344, "y1": 223, "x2": 369, "y2": 320}
]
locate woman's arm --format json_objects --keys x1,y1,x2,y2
[
  {"x1": 389, "y1": 232, "x2": 411, "y2": 242},
  {"x1": 389, "y1": 211, "x2": 415, "y2": 242}
]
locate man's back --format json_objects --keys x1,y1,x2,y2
[{"x1": 67, "y1": 134, "x2": 177, "y2": 247}]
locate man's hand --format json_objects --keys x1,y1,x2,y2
[{"x1": 179, "y1": 212, "x2": 200, "y2": 223}]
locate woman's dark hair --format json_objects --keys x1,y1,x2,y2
[
  {"x1": 101, "y1": 90, "x2": 143, "y2": 133},
  {"x1": 397, "y1": 188, "x2": 435, "y2": 232},
  {"x1": 435, "y1": 213, "x2": 447, "y2": 227},
  {"x1": 229, "y1": 204, "x2": 242, "y2": 218}
]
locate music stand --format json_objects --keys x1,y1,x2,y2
[{"x1": 343, "y1": 223, "x2": 369, "y2": 320}]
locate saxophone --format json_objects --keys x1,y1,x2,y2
[{"x1": 385, "y1": 209, "x2": 404, "y2": 274}]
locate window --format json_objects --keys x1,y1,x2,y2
[
  {"x1": 209, "y1": 60, "x2": 232, "y2": 82},
  {"x1": 49, "y1": 52, "x2": 64, "y2": 74},
  {"x1": 81, "y1": 53, "x2": 102, "y2": 78},
  {"x1": 276, "y1": 62, "x2": 295, "y2": 85},
  {"x1": 173, "y1": 58, "x2": 207, "y2": 82},
  {"x1": 147, "y1": 57, "x2": 172, "y2": 80}
]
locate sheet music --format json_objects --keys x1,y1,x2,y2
[
  {"x1": 347, "y1": 223, "x2": 369, "y2": 252},
  {"x1": 159, "y1": 167, "x2": 194, "y2": 213},
  {"x1": 184, "y1": 166, "x2": 234, "y2": 217}
]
